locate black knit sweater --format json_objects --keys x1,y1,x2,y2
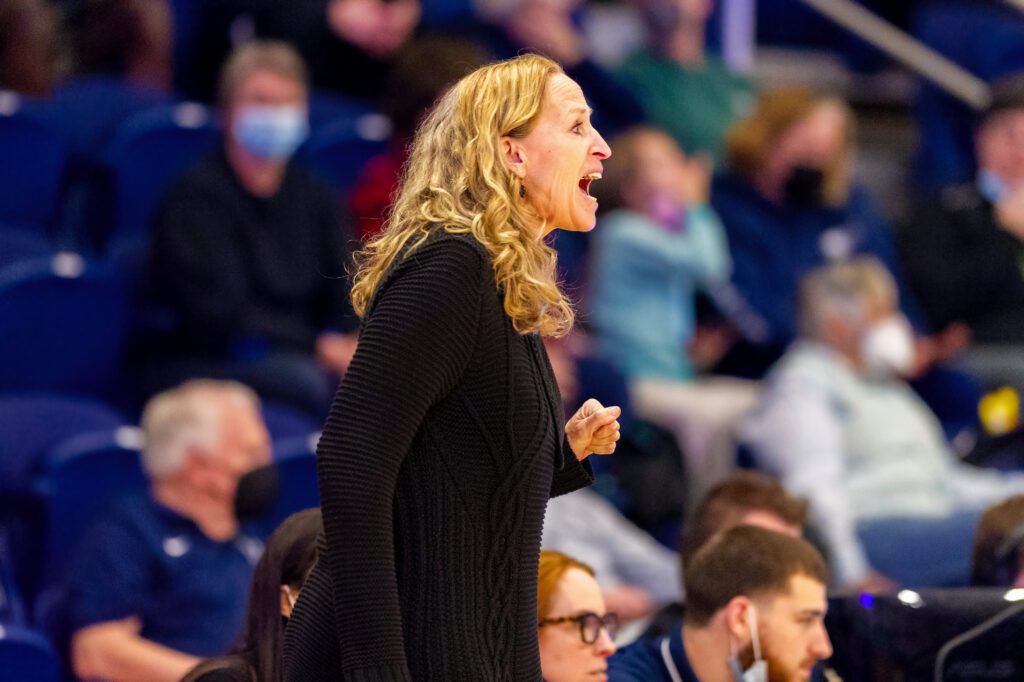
[{"x1": 282, "y1": 231, "x2": 593, "y2": 681}]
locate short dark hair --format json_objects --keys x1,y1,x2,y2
[
  {"x1": 684, "y1": 525, "x2": 827, "y2": 628},
  {"x1": 972, "y1": 495, "x2": 1024, "y2": 586},
  {"x1": 681, "y1": 472, "x2": 808, "y2": 568}
]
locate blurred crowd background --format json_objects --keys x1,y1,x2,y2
[{"x1": 6, "y1": 0, "x2": 1024, "y2": 680}]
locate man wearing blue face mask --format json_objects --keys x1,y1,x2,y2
[
  {"x1": 901, "y1": 74, "x2": 1024, "y2": 391},
  {"x1": 140, "y1": 41, "x2": 358, "y2": 418},
  {"x1": 609, "y1": 526, "x2": 832, "y2": 682},
  {"x1": 741, "y1": 258, "x2": 1024, "y2": 590}
]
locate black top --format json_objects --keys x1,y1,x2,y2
[
  {"x1": 901, "y1": 183, "x2": 1024, "y2": 342},
  {"x1": 282, "y1": 231, "x2": 593, "y2": 681},
  {"x1": 144, "y1": 149, "x2": 356, "y2": 358}
]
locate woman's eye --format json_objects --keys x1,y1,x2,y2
[{"x1": 572, "y1": 122, "x2": 583, "y2": 134}]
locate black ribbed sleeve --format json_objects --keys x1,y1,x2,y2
[{"x1": 283, "y1": 232, "x2": 592, "y2": 681}]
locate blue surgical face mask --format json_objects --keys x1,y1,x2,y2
[
  {"x1": 978, "y1": 169, "x2": 1008, "y2": 203},
  {"x1": 233, "y1": 104, "x2": 309, "y2": 160},
  {"x1": 728, "y1": 604, "x2": 768, "y2": 682}
]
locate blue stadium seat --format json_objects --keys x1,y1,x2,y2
[
  {"x1": 41, "y1": 428, "x2": 147, "y2": 583},
  {"x1": 299, "y1": 115, "x2": 390, "y2": 193},
  {"x1": 261, "y1": 402, "x2": 320, "y2": 441},
  {"x1": 0, "y1": 623, "x2": 59, "y2": 682},
  {"x1": 0, "y1": 99, "x2": 68, "y2": 229},
  {"x1": 0, "y1": 227, "x2": 50, "y2": 271},
  {"x1": 104, "y1": 103, "x2": 220, "y2": 247},
  {"x1": 269, "y1": 434, "x2": 320, "y2": 530},
  {"x1": 308, "y1": 90, "x2": 377, "y2": 132},
  {"x1": 0, "y1": 255, "x2": 130, "y2": 397}
]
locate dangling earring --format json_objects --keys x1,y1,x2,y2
[{"x1": 519, "y1": 184, "x2": 526, "y2": 199}]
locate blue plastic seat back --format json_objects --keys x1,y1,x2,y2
[
  {"x1": 261, "y1": 402, "x2": 320, "y2": 441},
  {"x1": 105, "y1": 103, "x2": 220, "y2": 244},
  {"x1": 0, "y1": 227, "x2": 51, "y2": 271},
  {"x1": 0, "y1": 393, "x2": 124, "y2": 494},
  {"x1": 299, "y1": 115, "x2": 390, "y2": 193},
  {"x1": 0, "y1": 104, "x2": 68, "y2": 229},
  {"x1": 43, "y1": 429, "x2": 147, "y2": 582},
  {"x1": 269, "y1": 434, "x2": 320, "y2": 530},
  {"x1": 0, "y1": 623, "x2": 59, "y2": 682},
  {"x1": 0, "y1": 256, "x2": 130, "y2": 397}
]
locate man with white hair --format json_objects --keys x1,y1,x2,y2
[
  {"x1": 741, "y1": 258, "x2": 1024, "y2": 590},
  {"x1": 67, "y1": 380, "x2": 271, "y2": 682}
]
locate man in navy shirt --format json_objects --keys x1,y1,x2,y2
[
  {"x1": 67, "y1": 380, "x2": 271, "y2": 682},
  {"x1": 609, "y1": 526, "x2": 831, "y2": 682}
]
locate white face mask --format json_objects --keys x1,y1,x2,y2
[
  {"x1": 728, "y1": 604, "x2": 768, "y2": 682},
  {"x1": 860, "y1": 314, "x2": 916, "y2": 379}
]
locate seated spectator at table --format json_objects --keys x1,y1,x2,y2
[
  {"x1": 609, "y1": 526, "x2": 832, "y2": 682},
  {"x1": 139, "y1": 41, "x2": 358, "y2": 418},
  {"x1": 0, "y1": 0, "x2": 60, "y2": 96},
  {"x1": 710, "y1": 87, "x2": 952, "y2": 379},
  {"x1": 617, "y1": 0, "x2": 755, "y2": 166},
  {"x1": 543, "y1": 488, "x2": 680, "y2": 623},
  {"x1": 537, "y1": 550, "x2": 619, "y2": 682},
  {"x1": 255, "y1": 0, "x2": 420, "y2": 103},
  {"x1": 184, "y1": 508, "x2": 322, "y2": 682},
  {"x1": 972, "y1": 495, "x2": 1024, "y2": 587},
  {"x1": 902, "y1": 74, "x2": 1024, "y2": 392},
  {"x1": 590, "y1": 125, "x2": 757, "y2": 498},
  {"x1": 67, "y1": 380, "x2": 271, "y2": 682},
  {"x1": 463, "y1": 0, "x2": 645, "y2": 139},
  {"x1": 350, "y1": 36, "x2": 487, "y2": 240},
  {"x1": 741, "y1": 258, "x2": 1024, "y2": 589}
]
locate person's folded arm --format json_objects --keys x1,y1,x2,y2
[{"x1": 71, "y1": 619, "x2": 199, "y2": 682}]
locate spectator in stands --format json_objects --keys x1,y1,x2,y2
[
  {"x1": 72, "y1": 0, "x2": 173, "y2": 91},
  {"x1": 972, "y1": 495, "x2": 1024, "y2": 587},
  {"x1": 589, "y1": 125, "x2": 757, "y2": 498},
  {"x1": 350, "y1": 36, "x2": 487, "y2": 240},
  {"x1": 609, "y1": 526, "x2": 832, "y2": 682},
  {"x1": 537, "y1": 550, "x2": 619, "y2": 682},
  {"x1": 710, "y1": 87, "x2": 955, "y2": 379},
  {"x1": 0, "y1": 0, "x2": 60, "y2": 96},
  {"x1": 543, "y1": 487, "x2": 680, "y2": 623},
  {"x1": 67, "y1": 380, "x2": 271, "y2": 682},
  {"x1": 255, "y1": 0, "x2": 420, "y2": 103},
  {"x1": 140, "y1": 41, "x2": 357, "y2": 418},
  {"x1": 184, "y1": 508, "x2": 323, "y2": 682},
  {"x1": 618, "y1": 0, "x2": 755, "y2": 165},
  {"x1": 902, "y1": 75, "x2": 1024, "y2": 391},
  {"x1": 467, "y1": 0, "x2": 645, "y2": 139},
  {"x1": 741, "y1": 258, "x2": 1024, "y2": 589}
]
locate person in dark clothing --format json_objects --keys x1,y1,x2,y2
[
  {"x1": 609, "y1": 527, "x2": 832, "y2": 682},
  {"x1": 183, "y1": 509, "x2": 322, "y2": 682},
  {"x1": 140, "y1": 41, "x2": 358, "y2": 418},
  {"x1": 902, "y1": 76, "x2": 1024, "y2": 390},
  {"x1": 282, "y1": 54, "x2": 622, "y2": 681}
]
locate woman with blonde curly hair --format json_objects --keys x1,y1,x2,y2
[{"x1": 283, "y1": 53, "x2": 621, "y2": 681}]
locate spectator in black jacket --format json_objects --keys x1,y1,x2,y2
[{"x1": 140, "y1": 41, "x2": 357, "y2": 417}]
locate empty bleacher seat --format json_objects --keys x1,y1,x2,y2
[
  {"x1": 299, "y1": 114, "x2": 390, "y2": 193},
  {"x1": 0, "y1": 254, "x2": 130, "y2": 398},
  {"x1": 261, "y1": 401, "x2": 320, "y2": 441},
  {"x1": 0, "y1": 95, "x2": 68, "y2": 230},
  {"x1": 269, "y1": 433, "x2": 320, "y2": 530}
]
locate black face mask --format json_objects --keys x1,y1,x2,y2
[
  {"x1": 234, "y1": 464, "x2": 280, "y2": 524},
  {"x1": 783, "y1": 165, "x2": 826, "y2": 208}
]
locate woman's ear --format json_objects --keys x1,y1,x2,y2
[{"x1": 501, "y1": 136, "x2": 528, "y2": 180}]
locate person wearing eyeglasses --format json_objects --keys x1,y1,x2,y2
[{"x1": 538, "y1": 550, "x2": 619, "y2": 681}]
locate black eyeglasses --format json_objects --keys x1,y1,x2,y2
[{"x1": 538, "y1": 611, "x2": 619, "y2": 644}]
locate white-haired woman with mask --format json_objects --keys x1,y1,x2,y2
[{"x1": 283, "y1": 54, "x2": 622, "y2": 680}]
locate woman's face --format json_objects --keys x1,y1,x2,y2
[
  {"x1": 538, "y1": 568, "x2": 616, "y2": 682},
  {"x1": 504, "y1": 74, "x2": 611, "y2": 236},
  {"x1": 623, "y1": 131, "x2": 693, "y2": 210},
  {"x1": 759, "y1": 102, "x2": 847, "y2": 201}
]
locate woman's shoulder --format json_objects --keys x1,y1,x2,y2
[{"x1": 396, "y1": 228, "x2": 492, "y2": 276}]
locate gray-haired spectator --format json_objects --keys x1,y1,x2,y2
[{"x1": 67, "y1": 380, "x2": 271, "y2": 682}]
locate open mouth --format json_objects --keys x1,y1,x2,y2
[{"x1": 578, "y1": 172, "x2": 601, "y2": 200}]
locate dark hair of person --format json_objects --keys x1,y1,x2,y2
[
  {"x1": 972, "y1": 495, "x2": 1024, "y2": 586},
  {"x1": 183, "y1": 508, "x2": 322, "y2": 682},
  {"x1": 680, "y1": 471, "x2": 808, "y2": 569},
  {"x1": 384, "y1": 36, "x2": 487, "y2": 139},
  {"x1": 684, "y1": 525, "x2": 827, "y2": 628}
]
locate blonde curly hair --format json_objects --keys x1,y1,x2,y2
[{"x1": 350, "y1": 54, "x2": 574, "y2": 337}]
